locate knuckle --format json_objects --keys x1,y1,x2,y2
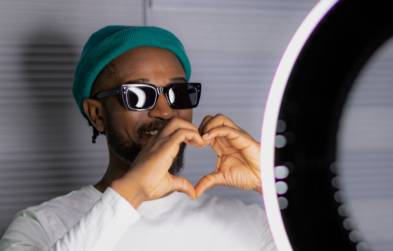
[
  {"x1": 205, "y1": 174, "x2": 215, "y2": 182},
  {"x1": 181, "y1": 178, "x2": 186, "y2": 187},
  {"x1": 171, "y1": 129, "x2": 182, "y2": 138},
  {"x1": 176, "y1": 128, "x2": 189, "y2": 133},
  {"x1": 215, "y1": 113, "x2": 225, "y2": 118},
  {"x1": 190, "y1": 124, "x2": 198, "y2": 131},
  {"x1": 174, "y1": 128, "x2": 192, "y2": 138}
]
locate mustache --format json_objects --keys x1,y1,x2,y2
[{"x1": 137, "y1": 120, "x2": 169, "y2": 137}]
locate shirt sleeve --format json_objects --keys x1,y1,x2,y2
[{"x1": 0, "y1": 187, "x2": 141, "y2": 251}]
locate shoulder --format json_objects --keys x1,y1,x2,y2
[
  {"x1": 0, "y1": 186, "x2": 100, "y2": 250},
  {"x1": 2, "y1": 186, "x2": 100, "y2": 245},
  {"x1": 24, "y1": 185, "x2": 101, "y2": 215},
  {"x1": 11, "y1": 185, "x2": 100, "y2": 226},
  {"x1": 26, "y1": 185, "x2": 100, "y2": 229}
]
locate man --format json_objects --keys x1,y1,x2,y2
[{"x1": 0, "y1": 26, "x2": 277, "y2": 250}]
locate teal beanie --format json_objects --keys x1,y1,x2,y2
[{"x1": 72, "y1": 25, "x2": 191, "y2": 119}]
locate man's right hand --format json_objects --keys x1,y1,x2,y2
[{"x1": 109, "y1": 118, "x2": 207, "y2": 209}]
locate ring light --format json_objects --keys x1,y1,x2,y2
[{"x1": 260, "y1": 0, "x2": 393, "y2": 250}]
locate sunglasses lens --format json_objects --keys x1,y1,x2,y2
[
  {"x1": 168, "y1": 84, "x2": 199, "y2": 108},
  {"x1": 126, "y1": 86, "x2": 156, "y2": 109}
]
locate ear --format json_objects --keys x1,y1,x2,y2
[{"x1": 83, "y1": 98, "x2": 105, "y2": 132}]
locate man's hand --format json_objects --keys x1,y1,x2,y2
[
  {"x1": 110, "y1": 118, "x2": 207, "y2": 209},
  {"x1": 195, "y1": 114, "x2": 262, "y2": 197}
]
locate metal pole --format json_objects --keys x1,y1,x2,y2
[{"x1": 143, "y1": 0, "x2": 150, "y2": 26}]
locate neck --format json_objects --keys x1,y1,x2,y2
[{"x1": 94, "y1": 147, "x2": 131, "y2": 193}]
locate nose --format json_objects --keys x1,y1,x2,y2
[{"x1": 148, "y1": 93, "x2": 175, "y2": 120}]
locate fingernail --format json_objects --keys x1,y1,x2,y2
[{"x1": 203, "y1": 133, "x2": 209, "y2": 137}]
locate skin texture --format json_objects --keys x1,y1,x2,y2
[
  {"x1": 195, "y1": 114, "x2": 262, "y2": 196},
  {"x1": 83, "y1": 46, "x2": 262, "y2": 210}
]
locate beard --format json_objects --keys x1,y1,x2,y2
[{"x1": 102, "y1": 104, "x2": 186, "y2": 176}]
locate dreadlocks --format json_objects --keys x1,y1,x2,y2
[
  {"x1": 89, "y1": 120, "x2": 105, "y2": 144},
  {"x1": 88, "y1": 60, "x2": 117, "y2": 143}
]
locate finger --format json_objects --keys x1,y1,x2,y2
[
  {"x1": 202, "y1": 126, "x2": 259, "y2": 154},
  {"x1": 138, "y1": 129, "x2": 207, "y2": 174},
  {"x1": 161, "y1": 129, "x2": 206, "y2": 159},
  {"x1": 160, "y1": 118, "x2": 199, "y2": 138},
  {"x1": 201, "y1": 114, "x2": 242, "y2": 135},
  {"x1": 198, "y1": 115, "x2": 213, "y2": 135},
  {"x1": 185, "y1": 138, "x2": 210, "y2": 148},
  {"x1": 171, "y1": 175, "x2": 196, "y2": 200},
  {"x1": 194, "y1": 173, "x2": 224, "y2": 198}
]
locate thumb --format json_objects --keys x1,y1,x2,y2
[
  {"x1": 170, "y1": 175, "x2": 196, "y2": 200},
  {"x1": 194, "y1": 172, "x2": 224, "y2": 198}
]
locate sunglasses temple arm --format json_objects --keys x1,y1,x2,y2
[{"x1": 94, "y1": 88, "x2": 121, "y2": 98}]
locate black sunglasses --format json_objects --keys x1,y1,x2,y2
[{"x1": 93, "y1": 83, "x2": 202, "y2": 111}]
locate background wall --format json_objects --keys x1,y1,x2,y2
[
  {"x1": 0, "y1": 0, "x2": 318, "y2": 237},
  {"x1": 0, "y1": 0, "x2": 320, "y2": 237},
  {"x1": 2, "y1": 2, "x2": 392, "y2": 250}
]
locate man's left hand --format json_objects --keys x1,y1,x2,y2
[{"x1": 195, "y1": 114, "x2": 262, "y2": 197}]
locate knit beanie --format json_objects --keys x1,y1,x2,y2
[{"x1": 72, "y1": 25, "x2": 191, "y2": 120}]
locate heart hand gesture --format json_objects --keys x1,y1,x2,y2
[{"x1": 195, "y1": 114, "x2": 262, "y2": 197}]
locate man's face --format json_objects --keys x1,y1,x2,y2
[{"x1": 99, "y1": 47, "x2": 192, "y2": 175}]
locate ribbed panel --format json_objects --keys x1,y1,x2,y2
[
  {"x1": 0, "y1": 0, "x2": 143, "y2": 237},
  {"x1": 150, "y1": 9, "x2": 308, "y2": 53},
  {"x1": 337, "y1": 37, "x2": 393, "y2": 251},
  {"x1": 148, "y1": 4, "x2": 318, "y2": 207},
  {"x1": 153, "y1": 0, "x2": 320, "y2": 13},
  {"x1": 0, "y1": 1, "x2": 143, "y2": 44},
  {"x1": 0, "y1": 43, "x2": 110, "y2": 230}
]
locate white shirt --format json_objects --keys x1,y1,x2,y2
[{"x1": 0, "y1": 185, "x2": 277, "y2": 251}]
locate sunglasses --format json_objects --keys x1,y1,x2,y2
[{"x1": 93, "y1": 83, "x2": 202, "y2": 111}]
